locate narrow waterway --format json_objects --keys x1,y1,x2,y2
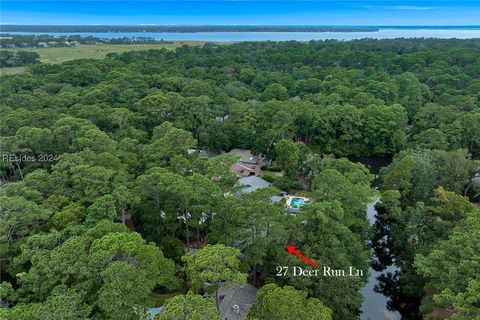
[
  {"x1": 360, "y1": 200, "x2": 401, "y2": 320},
  {"x1": 349, "y1": 156, "x2": 402, "y2": 319}
]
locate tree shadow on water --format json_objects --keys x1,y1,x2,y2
[{"x1": 374, "y1": 271, "x2": 422, "y2": 320}]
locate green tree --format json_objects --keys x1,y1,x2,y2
[
  {"x1": 97, "y1": 261, "x2": 153, "y2": 319},
  {"x1": 210, "y1": 195, "x2": 288, "y2": 285},
  {"x1": 175, "y1": 96, "x2": 212, "y2": 141},
  {"x1": 77, "y1": 128, "x2": 117, "y2": 154},
  {"x1": 183, "y1": 244, "x2": 247, "y2": 311},
  {"x1": 312, "y1": 168, "x2": 373, "y2": 226},
  {"x1": 248, "y1": 284, "x2": 332, "y2": 320},
  {"x1": 144, "y1": 126, "x2": 196, "y2": 167},
  {"x1": 0, "y1": 196, "x2": 51, "y2": 250},
  {"x1": 415, "y1": 211, "x2": 480, "y2": 319},
  {"x1": 182, "y1": 173, "x2": 222, "y2": 247},
  {"x1": 203, "y1": 153, "x2": 240, "y2": 191},
  {"x1": 136, "y1": 167, "x2": 182, "y2": 239},
  {"x1": 361, "y1": 103, "x2": 408, "y2": 155},
  {"x1": 383, "y1": 155, "x2": 415, "y2": 198},
  {"x1": 0, "y1": 286, "x2": 91, "y2": 320},
  {"x1": 112, "y1": 184, "x2": 140, "y2": 224},
  {"x1": 156, "y1": 292, "x2": 222, "y2": 320},
  {"x1": 275, "y1": 139, "x2": 301, "y2": 176},
  {"x1": 0, "y1": 50, "x2": 15, "y2": 67},
  {"x1": 261, "y1": 83, "x2": 289, "y2": 101},
  {"x1": 428, "y1": 187, "x2": 476, "y2": 222},
  {"x1": 71, "y1": 165, "x2": 116, "y2": 204},
  {"x1": 85, "y1": 194, "x2": 117, "y2": 226},
  {"x1": 280, "y1": 201, "x2": 369, "y2": 319},
  {"x1": 395, "y1": 72, "x2": 423, "y2": 119},
  {"x1": 52, "y1": 203, "x2": 85, "y2": 230},
  {"x1": 460, "y1": 111, "x2": 480, "y2": 156},
  {"x1": 0, "y1": 282, "x2": 17, "y2": 307},
  {"x1": 411, "y1": 128, "x2": 449, "y2": 150},
  {"x1": 15, "y1": 222, "x2": 177, "y2": 319},
  {"x1": 15, "y1": 51, "x2": 40, "y2": 66},
  {"x1": 253, "y1": 101, "x2": 294, "y2": 155},
  {"x1": 159, "y1": 236, "x2": 185, "y2": 263}
]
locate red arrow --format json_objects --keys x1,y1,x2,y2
[{"x1": 285, "y1": 245, "x2": 317, "y2": 267}]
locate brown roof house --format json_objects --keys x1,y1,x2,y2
[
  {"x1": 206, "y1": 283, "x2": 258, "y2": 320},
  {"x1": 230, "y1": 149, "x2": 265, "y2": 178}
]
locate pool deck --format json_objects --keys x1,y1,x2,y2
[{"x1": 285, "y1": 196, "x2": 310, "y2": 208}]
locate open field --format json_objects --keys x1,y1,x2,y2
[
  {"x1": 0, "y1": 41, "x2": 208, "y2": 75},
  {"x1": 0, "y1": 66, "x2": 27, "y2": 76}
]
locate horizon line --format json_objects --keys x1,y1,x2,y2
[{"x1": 1, "y1": 24, "x2": 479, "y2": 27}]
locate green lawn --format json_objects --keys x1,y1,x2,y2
[
  {"x1": 0, "y1": 41, "x2": 208, "y2": 75},
  {"x1": 143, "y1": 292, "x2": 180, "y2": 308}
]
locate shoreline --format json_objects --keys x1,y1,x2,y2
[{"x1": 1, "y1": 25, "x2": 381, "y2": 33}]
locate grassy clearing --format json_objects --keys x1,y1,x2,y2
[
  {"x1": 0, "y1": 66, "x2": 28, "y2": 76},
  {"x1": 143, "y1": 292, "x2": 180, "y2": 308},
  {"x1": 0, "y1": 41, "x2": 208, "y2": 75}
]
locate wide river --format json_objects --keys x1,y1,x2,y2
[{"x1": 3, "y1": 28, "x2": 480, "y2": 41}]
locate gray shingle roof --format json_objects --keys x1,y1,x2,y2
[
  {"x1": 230, "y1": 149, "x2": 260, "y2": 164},
  {"x1": 235, "y1": 176, "x2": 272, "y2": 194},
  {"x1": 217, "y1": 284, "x2": 258, "y2": 320}
]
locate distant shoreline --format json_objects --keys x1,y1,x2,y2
[
  {"x1": 1, "y1": 25, "x2": 478, "y2": 34},
  {"x1": 1, "y1": 26, "x2": 478, "y2": 44},
  {"x1": 0, "y1": 25, "x2": 381, "y2": 33}
]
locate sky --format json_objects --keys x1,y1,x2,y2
[{"x1": 1, "y1": 1, "x2": 479, "y2": 26}]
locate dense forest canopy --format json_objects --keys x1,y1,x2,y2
[
  {"x1": 0, "y1": 38, "x2": 479, "y2": 320},
  {"x1": 2, "y1": 39, "x2": 479, "y2": 158}
]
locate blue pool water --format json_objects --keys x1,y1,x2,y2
[{"x1": 290, "y1": 197, "x2": 309, "y2": 208}]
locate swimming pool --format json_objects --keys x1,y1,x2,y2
[{"x1": 289, "y1": 197, "x2": 310, "y2": 208}]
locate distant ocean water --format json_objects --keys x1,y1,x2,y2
[{"x1": 3, "y1": 28, "x2": 480, "y2": 41}]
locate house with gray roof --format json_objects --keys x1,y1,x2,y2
[
  {"x1": 207, "y1": 283, "x2": 258, "y2": 320},
  {"x1": 230, "y1": 148, "x2": 261, "y2": 165},
  {"x1": 235, "y1": 176, "x2": 272, "y2": 195}
]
